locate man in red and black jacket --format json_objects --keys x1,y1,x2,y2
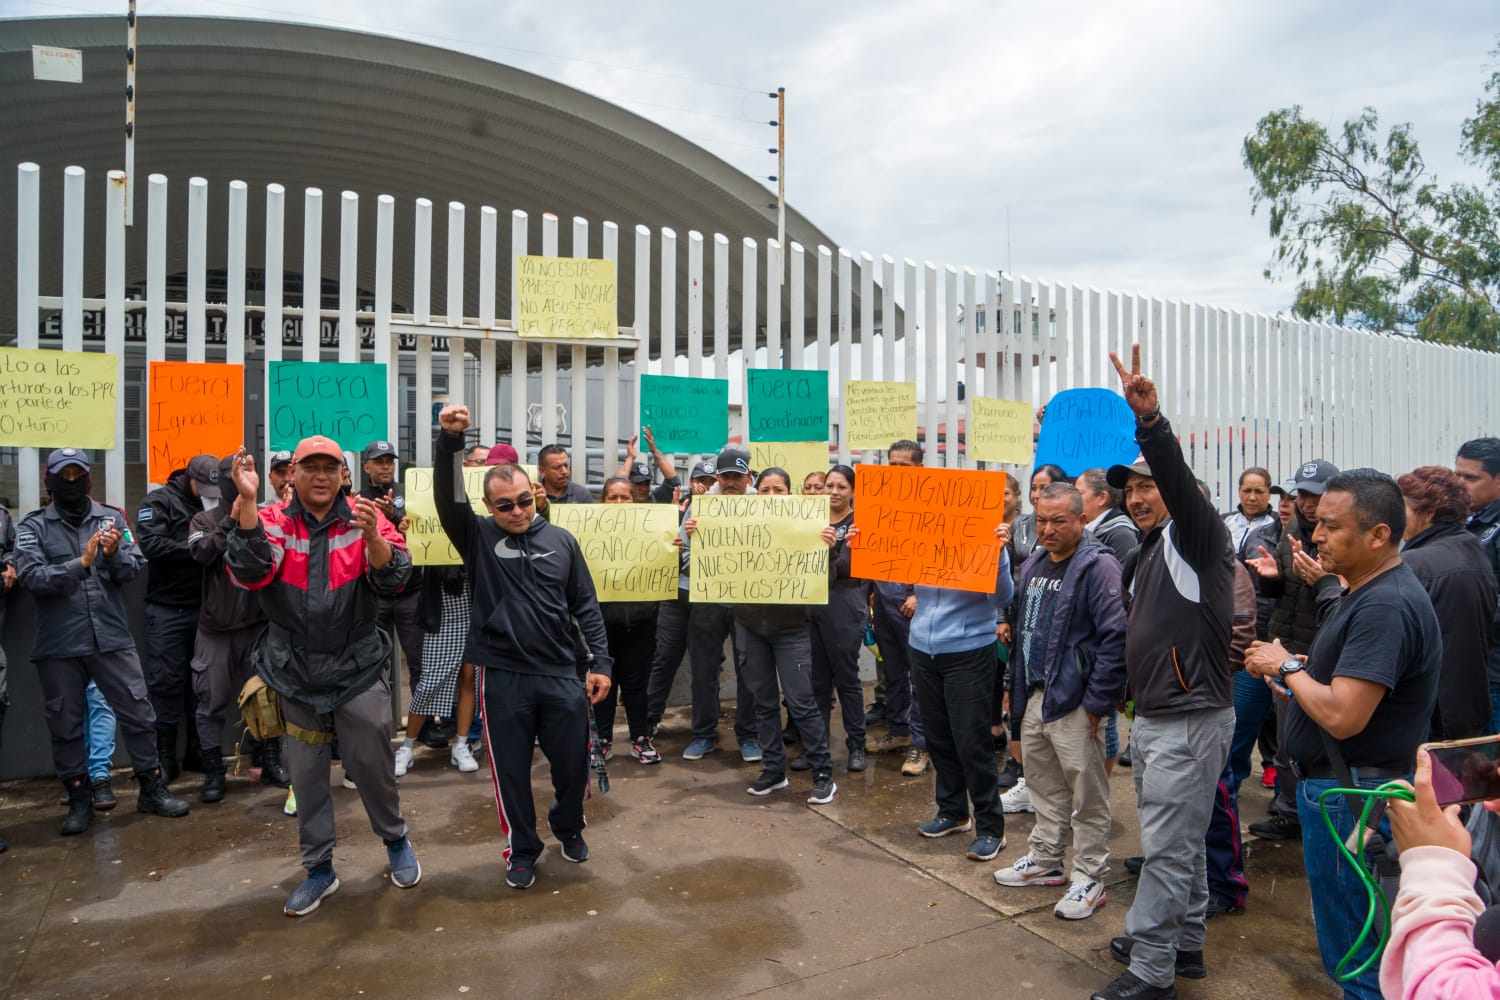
[{"x1": 227, "y1": 435, "x2": 421, "y2": 918}]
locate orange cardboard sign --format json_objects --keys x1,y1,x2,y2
[
  {"x1": 147, "y1": 361, "x2": 244, "y2": 484},
  {"x1": 851, "y1": 465, "x2": 1008, "y2": 593}
]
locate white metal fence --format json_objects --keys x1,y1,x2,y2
[{"x1": 11, "y1": 160, "x2": 1500, "y2": 516}]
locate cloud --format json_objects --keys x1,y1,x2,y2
[{"x1": 4, "y1": 0, "x2": 1490, "y2": 317}]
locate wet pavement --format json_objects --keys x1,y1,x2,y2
[{"x1": 0, "y1": 706, "x2": 1337, "y2": 1000}]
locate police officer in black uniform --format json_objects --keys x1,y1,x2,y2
[
  {"x1": 361, "y1": 440, "x2": 426, "y2": 717},
  {"x1": 15, "y1": 448, "x2": 189, "y2": 834},
  {"x1": 136, "y1": 454, "x2": 223, "y2": 781}
]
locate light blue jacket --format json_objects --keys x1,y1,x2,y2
[{"x1": 909, "y1": 548, "x2": 1014, "y2": 656}]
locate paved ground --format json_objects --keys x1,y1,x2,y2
[{"x1": 0, "y1": 702, "x2": 1337, "y2": 1000}]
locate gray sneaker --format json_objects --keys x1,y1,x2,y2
[{"x1": 807, "y1": 774, "x2": 837, "y2": 805}]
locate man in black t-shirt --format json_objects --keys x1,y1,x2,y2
[{"x1": 1246, "y1": 469, "x2": 1440, "y2": 1000}]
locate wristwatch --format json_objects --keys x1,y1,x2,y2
[{"x1": 1278, "y1": 658, "x2": 1305, "y2": 681}]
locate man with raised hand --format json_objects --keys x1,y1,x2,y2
[
  {"x1": 227, "y1": 437, "x2": 419, "y2": 917},
  {"x1": 434, "y1": 404, "x2": 613, "y2": 891},
  {"x1": 1092, "y1": 347, "x2": 1236, "y2": 1000}
]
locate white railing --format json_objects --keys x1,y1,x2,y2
[{"x1": 11, "y1": 161, "x2": 1500, "y2": 516}]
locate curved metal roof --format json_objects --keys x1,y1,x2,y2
[{"x1": 0, "y1": 15, "x2": 843, "y2": 353}]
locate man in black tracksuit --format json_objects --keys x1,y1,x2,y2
[
  {"x1": 137, "y1": 454, "x2": 223, "y2": 781},
  {"x1": 434, "y1": 404, "x2": 613, "y2": 891}
]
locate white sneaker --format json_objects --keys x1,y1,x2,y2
[
  {"x1": 1054, "y1": 877, "x2": 1106, "y2": 920},
  {"x1": 450, "y1": 741, "x2": 479, "y2": 773},
  {"x1": 393, "y1": 744, "x2": 415, "y2": 777},
  {"x1": 994, "y1": 853, "x2": 1068, "y2": 887},
  {"x1": 1000, "y1": 778, "x2": 1033, "y2": 814}
]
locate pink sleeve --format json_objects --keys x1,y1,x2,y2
[{"x1": 1380, "y1": 845, "x2": 1500, "y2": 1000}]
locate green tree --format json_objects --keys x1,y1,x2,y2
[{"x1": 1243, "y1": 51, "x2": 1500, "y2": 351}]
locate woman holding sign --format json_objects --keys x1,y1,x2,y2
[
  {"x1": 807, "y1": 466, "x2": 868, "y2": 773},
  {"x1": 594, "y1": 477, "x2": 663, "y2": 765},
  {"x1": 723, "y1": 468, "x2": 836, "y2": 803}
]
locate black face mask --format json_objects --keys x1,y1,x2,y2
[{"x1": 46, "y1": 472, "x2": 93, "y2": 521}]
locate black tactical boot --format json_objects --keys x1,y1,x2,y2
[
  {"x1": 155, "y1": 726, "x2": 181, "y2": 784},
  {"x1": 60, "y1": 776, "x2": 93, "y2": 835},
  {"x1": 135, "y1": 768, "x2": 190, "y2": 818},
  {"x1": 91, "y1": 775, "x2": 117, "y2": 811},
  {"x1": 259, "y1": 737, "x2": 291, "y2": 788},
  {"x1": 200, "y1": 748, "x2": 227, "y2": 803}
]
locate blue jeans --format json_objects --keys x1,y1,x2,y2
[
  {"x1": 85, "y1": 681, "x2": 117, "y2": 781},
  {"x1": 1297, "y1": 775, "x2": 1403, "y2": 1000},
  {"x1": 1104, "y1": 713, "x2": 1119, "y2": 759},
  {"x1": 1229, "y1": 669, "x2": 1273, "y2": 791}
]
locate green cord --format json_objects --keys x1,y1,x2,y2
[{"x1": 1315, "y1": 783, "x2": 1416, "y2": 981}]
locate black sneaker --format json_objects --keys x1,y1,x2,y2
[
  {"x1": 560, "y1": 835, "x2": 589, "y2": 864},
  {"x1": 864, "y1": 700, "x2": 887, "y2": 725},
  {"x1": 1248, "y1": 813, "x2": 1302, "y2": 840},
  {"x1": 506, "y1": 858, "x2": 539, "y2": 889},
  {"x1": 1109, "y1": 936, "x2": 1205, "y2": 979},
  {"x1": 788, "y1": 754, "x2": 812, "y2": 772},
  {"x1": 846, "y1": 747, "x2": 867, "y2": 772},
  {"x1": 1117, "y1": 747, "x2": 1133, "y2": 768},
  {"x1": 1124, "y1": 855, "x2": 1143, "y2": 875},
  {"x1": 748, "y1": 772, "x2": 789, "y2": 796},
  {"x1": 807, "y1": 774, "x2": 837, "y2": 805},
  {"x1": 996, "y1": 758, "x2": 1023, "y2": 789},
  {"x1": 1091, "y1": 970, "x2": 1176, "y2": 1000},
  {"x1": 1205, "y1": 896, "x2": 1244, "y2": 918}
]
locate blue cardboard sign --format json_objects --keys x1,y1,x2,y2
[{"x1": 1032, "y1": 388, "x2": 1138, "y2": 476}]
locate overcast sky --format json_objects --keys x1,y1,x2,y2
[{"x1": 4, "y1": 0, "x2": 1494, "y2": 316}]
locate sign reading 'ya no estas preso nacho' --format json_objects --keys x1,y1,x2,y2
[{"x1": 514, "y1": 255, "x2": 619, "y2": 339}]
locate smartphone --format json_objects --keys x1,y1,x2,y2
[{"x1": 1422, "y1": 735, "x2": 1500, "y2": 807}]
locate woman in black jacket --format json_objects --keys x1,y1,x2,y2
[
  {"x1": 809, "y1": 465, "x2": 867, "y2": 773},
  {"x1": 1398, "y1": 466, "x2": 1498, "y2": 741}
]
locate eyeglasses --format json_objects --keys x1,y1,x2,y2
[{"x1": 488, "y1": 494, "x2": 536, "y2": 513}]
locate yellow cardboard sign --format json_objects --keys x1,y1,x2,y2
[
  {"x1": 402, "y1": 463, "x2": 539, "y2": 566},
  {"x1": 968, "y1": 397, "x2": 1034, "y2": 464},
  {"x1": 844, "y1": 380, "x2": 917, "y2": 452},
  {"x1": 0, "y1": 347, "x2": 118, "y2": 449},
  {"x1": 749, "y1": 441, "x2": 830, "y2": 494},
  {"x1": 549, "y1": 504, "x2": 680, "y2": 602},
  {"x1": 515, "y1": 255, "x2": 619, "y2": 339},
  {"x1": 689, "y1": 494, "x2": 830, "y2": 605}
]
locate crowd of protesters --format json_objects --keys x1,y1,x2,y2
[{"x1": 2, "y1": 347, "x2": 1499, "y2": 1000}]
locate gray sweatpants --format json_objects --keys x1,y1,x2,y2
[
  {"x1": 191, "y1": 625, "x2": 262, "y2": 752},
  {"x1": 281, "y1": 681, "x2": 407, "y2": 872},
  {"x1": 1123, "y1": 706, "x2": 1234, "y2": 988},
  {"x1": 37, "y1": 650, "x2": 159, "y2": 779}
]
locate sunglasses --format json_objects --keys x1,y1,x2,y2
[{"x1": 488, "y1": 494, "x2": 536, "y2": 513}]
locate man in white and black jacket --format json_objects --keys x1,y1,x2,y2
[
  {"x1": 433, "y1": 404, "x2": 612, "y2": 892},
  {"x1": 1091, "y1": 348, "x2": 1236, "y2": 1000}
]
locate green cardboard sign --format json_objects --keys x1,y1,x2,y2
[
  {"x1": 747, "y1": 369, "x2": 829, "y2": 442},
  {"x1": 639, "y1": 374, "x2": 730, "y2": 453}
]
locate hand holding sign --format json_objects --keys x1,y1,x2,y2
[{"x1": 1109, "y1": 344, "x2": 1159, "y2": 419}]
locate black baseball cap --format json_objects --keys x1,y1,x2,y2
[
  {"x1": 690, "y1": 459, "x2": 718, "y2": 481},
  {"x1": 1286, "y1": 459, "x2": 1338, "y2": 496},
  {"x1": 715, "y1": 447, "x2": 751, "y2": 476},
  {"x1": 362, "y1": 440, "x2": 398, "y2": 462},
  {"x1": 628, "y1": 461, "x2": 652, "y2": 484},
  {"x1": 46, "y1": 448, "x2": 89, "y2": 474},
  {"x1": 268, "y1": 450, "x2": 293, "y2": 470},
  {"x1": 186, "y1": 454, "x2": 223, "y2": 500}
]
